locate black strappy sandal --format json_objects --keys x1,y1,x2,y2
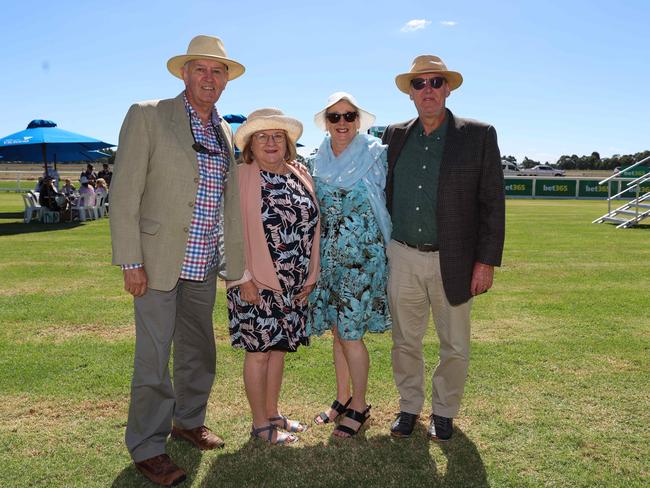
[
  {"x1": 332, "y1": 405, "x2": 371, "y2": 438},
  {"x1": 250, "y1": 424, "x2": 298, "y2": 445},
  {"x1": 313, "y1": 397, "x2": 352, "y2": 425}
]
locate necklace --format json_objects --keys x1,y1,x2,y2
[{"x1": 257, "y1": 160, "x2": 289, "y2": 174}]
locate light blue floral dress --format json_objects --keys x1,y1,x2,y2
[{"x1": 307, "y1": 159, "x2": 391, "y2": 341}]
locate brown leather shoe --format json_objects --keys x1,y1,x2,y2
[
  {"x1": 171, "y1": 425, "x2": 225, "y2": 450},
  {"x1": 134, "y1": 454, "x2": 186, "y2": 486}
]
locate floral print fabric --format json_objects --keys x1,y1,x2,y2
[
  {"x1": 227, "y1": 170, "x2": 318, "y2": 352},
  {"x1": 307, "y1": 178, "x2": 391, "y2": 340}
]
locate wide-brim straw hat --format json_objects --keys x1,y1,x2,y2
[
  {"x1": 234, "y1": 108, "x2": 303, "y2": 149},
  {"x1": 314, "y1": 92, "x2": 376, "y2": 133},
  {"x1": 395, "y1": 55, "x2": 463, "y2": 94},
  {"x1": 167, "y1": 35, "x2": 245, "y2": 80}
]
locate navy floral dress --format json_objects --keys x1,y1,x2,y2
[
  {"x1": 227, "y1": 170, "x2": 318, "y2": 352},
  {"x1": 307, "y1": 178, "x2": 391, "y2": 340}
]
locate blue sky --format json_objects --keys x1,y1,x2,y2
[{"x1": 1, "y1": 0, "x2": 648, "y2": 163}]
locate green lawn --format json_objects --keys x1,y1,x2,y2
[{"x1": 0, "y1": 194, "x2": 648, "y2": 487}]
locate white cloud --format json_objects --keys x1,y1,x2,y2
[
  {"x1": 440, "y1": 21, "x2": 457, "y2": 27},
  {"x1": 400, "y1": 19, "x2": 431, "y2": 32}
]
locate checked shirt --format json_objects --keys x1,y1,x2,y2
[{"x1": 179, "y1": 95, "x2": 229, "y2": 281}]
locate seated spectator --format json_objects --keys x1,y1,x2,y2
[
  {"x1": 61, "y1": 179, "x2": 76, "y2": 196},
  {"x1": 39, "y1": 177, "x2": 61, "y2": 210},
  {"x1": 34, "y1": 177, "x2": 44, "y2": 193},
  {"x1": 80, "y1": 163, "x2": 97, "y2": 187},
  {"x1": 78, "y1": 176, "x2": 96, "y2": 206},
  {"x1": 45, "y1": 166, "x2": 61, "y2": 189},
  {"x1": 97, "y1": 163, "x2": 113, "y2": 186},
  {"x1": 38, "y1": 176, "x2": 70, "y2": 220},
  {"x1": 95, "y1": 178, "x2": 108, "y2": 196}
]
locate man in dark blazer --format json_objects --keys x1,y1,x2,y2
[
  {"x1": 110, "y1": 35, "x2": 245, "y2": 486},
  {"x1": 383, "y1": 55, "x2": 505, "y2": 442}
]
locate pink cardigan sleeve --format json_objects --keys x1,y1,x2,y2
[{"x1": 226, "y1": 161, "x2": 320, "y2": 291}]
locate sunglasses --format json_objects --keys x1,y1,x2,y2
[
  {"x1": 325, "y1": 111, "x2": 358, "y2": 124},
  {"x1": 192, "y1": 142, "x2": 221, "y2": 156},
  {"x1": 190, "y1": 119, "x2": 223, "y2": 156},
  {"x1": 410, "y1": 77, "x2": 446, "y2": 90}
]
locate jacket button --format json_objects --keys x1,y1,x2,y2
[
  {"x1": 188, "y1": 202, "x2": 194, "y2": 207},
  {"x1": 194, "y1": 177, "x2": 199, "y2": 183},
  {"x1": 183, "y1": 227, "x2": 189, "y2": 233}
]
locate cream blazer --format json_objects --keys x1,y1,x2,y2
[{"x1": 110, "y1": 93, "x2": 244, "y2": 291}]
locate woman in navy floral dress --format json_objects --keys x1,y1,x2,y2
[
  {"x1": 227, "y1": 109, "x2": 320, "y2": 445},
  {"x1": 308, "y1": 93, "x2": 391, "y2": 438}
]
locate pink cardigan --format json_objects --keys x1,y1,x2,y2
[{"x1": 226, "y1": 161, "x2": 321, "y2": 291}]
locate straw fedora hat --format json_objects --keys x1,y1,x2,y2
[
  {"x1": 395, "y1": 55, "x2": 463, "y2": 94},
  {"x1": 314, "y1": 92, "x2": 376, "y2": 133},
  {"x1": 234, "y1": 108, "x2": 303, "y2": 149},
  {"x1": 167, "y1": 35, "x2": 245, "y2": 80}
]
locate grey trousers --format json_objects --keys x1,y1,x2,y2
[
  {"x1": 388, "y1": 240, "x2": 472, "y2": 418},
  {"x1": 125, "y1": 268, "x2": 218, "y2": 462}
]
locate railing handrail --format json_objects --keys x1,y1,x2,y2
[
  {"x1": 599, "y1": 156, "x2": 650, "y2": 185},
  {"x1": 608, "y1": 183, "x2": 641, "y2": 201},
  {"x1": 626, "y1": 173, "x2": 650, "y2": 187}
]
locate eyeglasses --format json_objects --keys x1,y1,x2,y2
[
  {"x1": 253, "y1": 132, "x2": 286, "y2": 144},
  {"x1": 325, "y1": 112, "x2": 358, "y2": 124},
  {"x1": 410, "y1": 77, "x2": 446, "y2": 90}
]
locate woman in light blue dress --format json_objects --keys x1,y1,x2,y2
[{"x1": 307, "y1": 92, "x2": 391, "y2": 438}]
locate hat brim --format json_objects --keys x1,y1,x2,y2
[
  {"x1": 314, "y1": 94, "x2": 376, "y2": 133},
  {"x1": 395, "y1": 70, "x2": 463, "y2": 94},
  {"x1": 167, "y1": 55, "x2": 245, "y2": 81},
  {"x1": 234, "y1": 115, "x2": 303, "y2": 150}
]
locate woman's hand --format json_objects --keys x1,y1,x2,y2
[
  {"x1": 239, "y1": 280, "x2": 260, "y2": 304},
  {"x1": 294, "y1": 284, "x2": 315, "y2": 305}
]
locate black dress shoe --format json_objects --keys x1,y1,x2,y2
[
  {"x1": 390, "y1": 412, "x2": 419, "y2": 437},
  {"x1": 428, "y1": 414, "x2": 453, "y2": 441}
]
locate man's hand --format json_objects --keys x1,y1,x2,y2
[
  {"x1": 470, "y1": 262, "x2": 494, "y2": 296},
  {"x1": 239, "y1": 280, "x2": 260, "y2": 305},
  {"x1": 123, "y1": 267, "x2": 148, "y2": 297},
  {"x1": 294, "y1": 284, "x2": 315, "y2": 306}
]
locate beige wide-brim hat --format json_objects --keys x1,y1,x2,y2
[
  {"x1": 314, "y1": 91, "x2": 376, "y2": 133},
  {"x1": 167, "y1": 35, "x2": 245, "y2": 80},
  {"x1": 395, "y1": 55, "x2": 463, "y2": 94},
  {"x1": 234, "y1": 108, "x2": 303, "y2": 149}
]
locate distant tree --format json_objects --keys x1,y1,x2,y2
[
  {"x1": 501, "y1": 155, "x2": 517, "y2": 164},
  {"x1": 556, "y1": 155, "x2": 576, "y2": 170},
  {"x1": 521, "y1": 157, "x2": 539, "y2": 168}
]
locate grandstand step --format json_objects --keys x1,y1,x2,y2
[{"x1": 600, "y1": 216, "x2": 628, "y2": 224}]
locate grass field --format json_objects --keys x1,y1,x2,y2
[{"x1": 0, "y1": 193, "x2": 648, "y2": 487}]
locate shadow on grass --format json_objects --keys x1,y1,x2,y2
[
  {"x1": 199, "y1": 425, "x2": 487, "y2": 488},
  {"x1": 0, "y1": 220, "x2": 83, "y2": 236}
]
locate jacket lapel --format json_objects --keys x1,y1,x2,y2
[
  {"x1": 169, "y1": 93, "x2": 199, "y2": 172},
  {"x1": 440, "y1": 110, "x2": 464, "y2": 179}
]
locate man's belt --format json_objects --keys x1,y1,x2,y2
[{"x1": 395, "y1": 240, "x2": 438, "y2": 252}]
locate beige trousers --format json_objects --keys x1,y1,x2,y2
[{"x1": 388, "y1": 240, "x2": 472, "y2": 418}]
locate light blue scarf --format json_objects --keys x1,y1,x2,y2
[{"x1": 312, "y1": 133, "x2": 392, "y2": 245}]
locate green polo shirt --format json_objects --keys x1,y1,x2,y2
[{"x1": 391, "y1": 116, "x2": 448, "y2": 246}]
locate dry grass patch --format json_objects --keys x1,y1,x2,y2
[
  {"x1": 34, "y1": 323, "x2": 134, "y2": 343},
  {"x1": 0, "y1": 395, "x2": 127, "y2": 431}
]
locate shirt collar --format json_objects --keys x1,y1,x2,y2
[
  {"x1": 183, "y1": 92, "x2": 221, "y2": 127},
  {"x1": 417, "y1": 112, "x2": 448, "y2": 138}
]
